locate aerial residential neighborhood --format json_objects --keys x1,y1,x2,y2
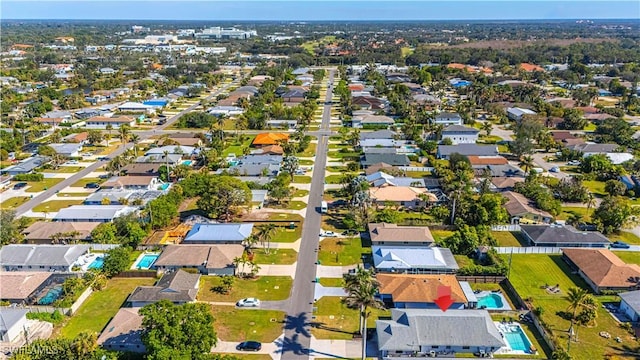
[{"x1": 0, "y1": 2, "x2": 640, "y2": 360}]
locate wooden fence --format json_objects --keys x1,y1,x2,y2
[{"x1": 114, "y1": 270, "x2": 157, "y2": 278}]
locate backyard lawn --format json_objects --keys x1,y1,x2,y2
[
  {"x1": 0, "y1": 196, "x2": 29, "y2": 210},
  {"x1": 252, "y1": 248, "x2": 298, "y2": 265},
  {"x1": 318, "y1": 237, "x2": 369, "y2": 266},
  {"x1": 491, "y1": 231, "x2": 525, "y2": 247},
  {"x1": 60, "y1": 277, "x2": 156, "y2": 339},
  {"x1": 24, "y1": 178, "x2": 64, "y2": 192},
  {"x1": 210, "y1": 305, "x2": 285, "y2": 342},
  {"x1": 582, "y1": 180, "x2": 607, "y2": 197},
  {"x1": 198, "y1": 276, "x2": 293, "y2": 302},
  {"x1": 270, "y1": 225, "x2": 302, "y2": 243},
  {"x1": 292, "y1": 176, "x2": 312, "y2": 184},
  {"x1": 311, "y1": 297, "x2": 390, "y2": 340},
  {"x1": 556, "y1": 206, "x2": 591, "y2": 221},
  {"x1": 430, "y1": 229, "x2": 455, "y2": 242},
  {"x1": 611, "y1": 250, "x2": 640, "y2": 265},
  {"x1": 608, "y1": 231, "x2": 640, "y2": 245},
  {"x1": 33, "y1": 200, "x2": 84, "y2": 212},
  {"x1": 506, "y1": 254, "x2": 633, "y2": 359},
  {"x1": 222, "y1": 136, "x2": 255, "y2": 157}
]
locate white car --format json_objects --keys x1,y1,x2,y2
[
  {"x1": 66, "y1": 160, "x2": 79, "y2": 165},
  {"x1": 320, "y1": 231, "x2": 337, "y2": 237},
  {"x1": 567, "y1": 160, "x2": 581, "y2": 166},
  {"x1": 236, "y1": 298, "x2": 260, "y2": 307}
]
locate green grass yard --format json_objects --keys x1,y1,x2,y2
[
  {"x1": 311, "y1": 297, "x2": 390, "y2": 340},
  {"x1": 292, "y1": 176, "x2": 312, "y2": 184},
  {"x1": 612, "y1": 250, "x2": 640, "y2": 265},
  {"x1": 252, "y1": 248, "x2": 298, "y2": 265},
  {"x1": 222, "y1": 136, "x2": 255, "y2": 157},
  {"x1": 210, "y1": 305, "x2": 285, "y2": 343},
  {"x1": 33, "y1": 200, "x2": 84, "y2": 212},
  {"x1": 582, "y1": 180, "x2": 607, "y2": 197},
  {"x1": 292, "y1": 189, "x2": 309, "y2": 198},
  {"x1": 491, "y1": 231, "x2": 525, "y2": 247},
  {"x1": 70, "y1": 178, "x2": 105, "y2": 188},
  {"x1": 506, "y1": 254, "x2": 633, "y2": 359},
  {"x1": 0, "y1": 196, "x2": 29, "y2": 210},
  {"x1": 198, "y1": 276, "x2": 293, "y2": 302},
  {"x1": 556, "y1": 206, "x2": 591, "y2": 221},
  {"x1": 608, "y1": 231, "x2": 640, "y2": 245},
  {"x1": 60, "y1": 277, "x2": 156, "y2": 339},
  {"x1": 39, "y1": 166, "x2": 85, "y2": 174},
  {"x1": 318, "y1": 278, "x2": 345, "y2": 288},
  {"x1": 24, "y1": 178, "x2": 64, "y2": 192},
  {"x1": 318, "y1": 237, "x2": 369, "y2": 266}
]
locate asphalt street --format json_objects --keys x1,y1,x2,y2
[
  {"x1": 280, "y1": 69, "x2": 335, "y2": 360},
  {"x1": 14, "y1": 81, "x2": 239, "y2": 216}
]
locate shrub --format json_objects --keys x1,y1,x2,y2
[
  {"x1": 14, "y1": 173, "x2": 44, "y2": 181},
  {"x1": 26, "y1": 310, "x2": 65, "y2": 324}
]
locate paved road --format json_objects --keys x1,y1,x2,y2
[
  {"x1": 14, "y1": 81, "x2": 239, "y2": 216},
  {"x1": 280, "y1": 70, "x2": 335, "y2": 360}
]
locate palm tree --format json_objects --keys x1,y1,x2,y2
[
  {"x1": 118, "y1": 125, "x2": 130, "y2": 150},
  {"x1": 233, "y1": 256, "x2": 247, "y2": 278},
  {"x1": 481, "y1": 122, "x2": 493, "y2": 137},
  {"x1": 256, "y1": 224, "x2": 277, "y2": 254},
  {"x1": 519, "y1": 155, "x2": 535, "y2": 174},
  {"x1": 105, "y1": 124, "x2": 113, "y2": 142},
  {"x1": 564, "y1": 287, "x2": 595, "y2": 349},
  {"x1": 130, "y1": 133, "x2": 140, "y2": 157},
  {"x1": 244, "y1": 234, "x2": 259, "y2": 254},
  {"x1": 585, "y1": 192, "x2": 596, "y2": 218},
  {"x1": 343, "y1": 267, "x2": 384, "y2": 360}
]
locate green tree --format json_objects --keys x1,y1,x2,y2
[
  {"x1": 255, "y1": 223, "x2": 277, "y2": 254},
  {"x1": 604, "y1": 179, "x2": 627, "y2": 196},
  {"x1": 90, "y1": 223, "x2": 118, "y2": 243},
  {"x1": 0, "y1": 210, "x2": 23, "y2": 245},
  {"x1": 282, "y1": 155, "x2": 299, "y2": 181},
  {"x1": 197, "y1": 175, "x2": 251, "y2": 221},
  {"x1": 593, "y1": 196, "x2": 636, "y2": 234},
  {"x1": 86, "y1": 130, "x2": 103, "y2": 145},
  {"x1": 140, "y1": 300, "x2": 217, "y2": 360},
  {"x1": 565, "y1": 287, "x2": 597, "y2": 347},
  {"x1": 102, "y1": 246, "x2": 131, "y2": 277}
]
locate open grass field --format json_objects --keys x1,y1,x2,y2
[
  {"x1": 210, "y1": 305, "x2": 285, "y2": 343},
  {"x1": 198, "y1": 276, "x2": 293, "y2": 302},
  {"x1": 582, "y1": 180, "x2": 608, "y2": 197},
  {"x1": 311, "y1": 297, "x2": 390, "y2": 340},
  {"x1": 491, "y1": 231, "x2": 525, "y2": 247},
  {"x1": 430, "y1": 229, "x2": 456, "y2": 242},
  {"x1": 506, "y1": 254, "x2": 634, "y2": 359},
  {"x1": 318, "y1": 237, "x2": 369, "y2": 266},
  {"x1": 223, "y1": 136, "x2": 255, "y2": 157},
  {"x1": 0, "y1": 196, "x2": 29, "y2": 210},
  {"x1": 270, "y1": 226, "x2": 302, "y2": 243},
  {"x1": 252, "y1": 248, "x2": 298, "y2": 265},
  {"x1": 60, "y1": 277, "x2": 156, "y2": 339},
  {"x1": 24, "y1": 178, "x2": 64, "y2": 192},
  {"x1": 33, "y1": 200, "x2": 84, "y2": 212}
]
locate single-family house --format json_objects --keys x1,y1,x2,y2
[
  {"x1": 62, "y1": 132, "x2": 89, "y2": 144},
  {"x1": 121, "y1": 163, "x2": 162, "y2": 177},
  {"x1": 351, "y1": 115, "x2": 395, "y2": 129},
  {"x1": 84, "y1": 190, "x2": 135, "y2": 205},
  {"x1": 473, "y1": 164, "x2": 525, "y2": 178},
  {"x1": 618, "y1": 290, "x2": 640, "y2": 322},
  {"x1": 153, "y1": 245, "x2": 245, "y2": 275},
  {"x1": 208, "y1": 105, "x2": 244, "y2": 116},
  {"x1": 0, "y1": 244, "x2": 90, "y2": 272},
  {"x1": 521, "y1": 224, "x2": 610, "y2": 248},
  {"x1": 33, "y1": 117, "x2": 68, "y2": 128},
  {"x1": 490, "y1": 177, "x2": 525, "y2": 192},
  {"x1": 507, "y1": 107, "x2": 537, "y2": 122},
  {"x1": 519, "y1": 63, "x2": 544, "y2": 72},
  {"x1": 136, "y1": 153, "x2": 183, "y2": 166},
  {"x1": 252, "y1": 133, "x2": 289, "y2": 147},
  {"x1": 281, "y1": 89, "x2": 307, "y2": 103},
  {"x1": 503, "y1": 191, "x2": 553, "y2": 224},
  {"x1": 437, "y1": 144, "x2": 499, "y2": 160},
  {"x1": 166, "y1": 136, "x2": 203, "y2": 147},
  {"x1": 562, "y1": 248, "x2": 640, "y2": 293},
  {"x1": 360, "y1": 129, "x2": 398, "y2": 141},
  {"x1": 145, "y1": 145, "x2": 196, "y2": 157},
  {"x1": 551, "y1": 131, "x2": 584, "y2": 146},
  {"x1": 97, "y1": 307, "x2": 145, "y2": 353},
  {"x1": 352, "y1": 96, "x2": 387, "y2": 111},
  {"x1": 467, "y1": 156, "x2": 509, "y2": 167},
  {"x1": 101, "y1": 176, "x2": 161, "y2": 191},
  {"x1": 377, "y1": 274, "x2": 468, "y2": 309},
  {"x1": 568, "y1": 143, "x2": 633, "y2": 165},
  {"x1": 376, "y1": 309, "x2": 505, "y2": 358},
  {"x1": 85, "y1": 116, "x2": 136, "y2": 129},
  {"x1": 366, "y1": 172, "x2": 426, "y2": 188},
  {"x1": 1, "y1": 156, "x2": 50, "y2": 175},
  {"x1": 361, "y1": 153, "x2": 410, "y2": 168},
  {"x1": 117, "y1": 102, "x2": 154, "y2": 114},
  {"x1": 253, "y1": 145, "x2": 284, "y2": 156},
  {"x1": 22, "y1": 221, "x2": 99, "y2": 244},
  {"x1": 224, "y1": 154, "x2": 282, "y2": 177},
  {"x1": 434, "y1": 112, "x2": 463, "y2": 126},
  {"x1": 182, "y1": 223, "x2": 253, "y2": 244},
  {"x1": 369, "y1": 186, "x2": 437, "y2": 209},
  {"x1": 251, "y1": 189, "x2": 268, "y2": 209},
  {"x1": 267, "y1": 120, "x2": 298, "y2": 129},
  {"x1": 441, "y1": 125, "x2": 479, "y2": 144},
  {"x1": 48, "y1": 143, "x2": 83, "y2": 157},
  {"x1": 0, "y1": 272, "x2": 52, "y2": 304},
  {"x1": 0, "y1": 309, "x2": 30, "y2": 342},
  {"x1": 53, "y1": 205, "x2": 137, "y2": 223},
  {"x1": 368, "y1": 223, "x2": 434, "y2": 246},
  {"x1": 127, "y1": 270, "x2": 200, "y2": 307},
  {"x1": 372, "y1": 246, "x2": 458, "y2": 274}
]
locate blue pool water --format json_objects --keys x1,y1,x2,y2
[
  {"x1": 159, "y1": 183, "x2": 170, "y2": 190},
  {"x1": 88, "y1": 256, "x2": 105, "y2": 269},
  {"x1": 477, "y1": 293, "x2": 504, "y2": 309},
  {"x1": 38, "y1": 286, "x2": 63, "y2": 305},
  {"x1": 182, "y1": 160, "x2": 193, "y2": 166},
  {"x1": 502, "y1": 325, "x2": 533, "y2": 352},
  {"x1": 136, "y1": 254, "x2": 159, "y2": 269}
]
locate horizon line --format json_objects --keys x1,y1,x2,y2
[{"x1": 3, "y1": 17, "x2": 638, "y2": 21}]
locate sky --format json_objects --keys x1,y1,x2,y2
[{"x1": 2, "y1": 0, "x2": 639, "y2": 21}]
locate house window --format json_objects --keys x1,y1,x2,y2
[
  {"x1": 462, "y1": 346, "x2": 470, "y2": 349},
  {"x1": 431, "y1": 346, "x2": 439, "y2": 349}
]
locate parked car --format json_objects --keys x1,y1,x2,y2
[
  {"x1": 342, "y1": 229, "x2": 359, "y2": 236},
  {"x1": 320, "y1": 231, "x2": 337, "y2": 237},
  {"x1": 568, "y1": 160, "x2": 581, "y2": 166},
  {"x1": 97, "y1": 156, "x2": 110, "y2": 161},
  {"x1": 236, "y1": 341, "x2": 262, "y2": 351},
  {"x1": 98, "y1": 174, "x2": 110, "y2": 179},
  {"x1": 13, "y1": 182, "x2": 28, "y2": 190},
  {"x1": 85, "y1": 183, "x2": 100, "y2": 189},
  {"x1": 611, "y1": 241, "x2": 631, "y2": 249},
  {"x1": 236, "y1": 298, "x2": 260, "y2": 307},
  {"x1": 66, "y1": 160, "x2": 79, "y2": 165},
  {"x1": 549, "y1": 166, "x2": 560, "y2": 173}
]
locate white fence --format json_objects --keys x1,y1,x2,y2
[
  {"x1": 491, "y1": 225, "x2": 521, "y2": 232},
  {"x1": 398, "y1": 166, "x2": 434, "y2": 172},
  {"x1": 88, "y1": 243, "x2": 120, "y2": 251},
  {"x1": 495, "y1": 247, "x2": 563, "y2": 254}
]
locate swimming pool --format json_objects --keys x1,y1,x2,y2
[
  {"x1": 182, "y1": 160, "x2": 193, "y2": 166},
  {"x1": 159, "y1": 183, "x2": 170, "y2": 190},
  {"x1": 497, "y1": 323, "x2": 534, "y2": 353},
  {"x1": 38, "y1": 286, "x2": 63, "y2": 305},
  {"x1": 88, "y1": 256, "x2": 105, "y2": 269},
  {"x1": 134, "y1": 253, "x2": 159, "y2": 269},
  {"x1": 478, "y1": 293, "x2": 504, "y2": 308}
]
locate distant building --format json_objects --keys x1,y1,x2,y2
[
  {"x1": 441, "y1": 125, "x2": 479, "y2": 144},
  {"x1": 507, "y1": 107, "x2": 536, "y2": 122},
  {"x1": 434, "y1": 112, "x2": 463, "y2": 126},
  {"x1": 195, "y1": 27, "x2": 256, "y2": 39},
  {"x1": 182, "y1": 223, "x2": 253, "y2": 244}
]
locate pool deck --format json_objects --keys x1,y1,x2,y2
[
  {"x1": 476, "y1": 290, "x2": 512, "y2": 311},
  {"x1": 130, "y1": 252, "x2": 160, "y2": 270},
  {"x1": 493, "y1": 321, "x2": 538, "y2": 356},
  {"x1": 77, "y1": 253, "x2": 104, "y2": 272}
]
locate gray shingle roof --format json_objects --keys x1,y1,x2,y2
[
  {"x1": 362, "y1": 154, "x2": 410, "y2": 167},
  {"x1": 376, "y1": 309, "x2": 505, "y2": 350},
  {"x1": 360, "y1": 130, "x2": 397, "y2": 140},
  {"x1": 619, "y1": 290, "x2": 640, "y2": 312},
  {"x1": 53, "y1": 205, "x2": 137, "y2": 222},
  {"x1": 521, "y1": 224, "x2": 610, "y2": 245},
  {"x1": 127, "y1": 270, "x2": 200, "y2": 303},
  {"x1": 183, "y1": 223, "x2": 253, "y2": 243},
  {"x1": 438, "y1": 144, "x2": 498, "y2": 157},
  {"x1": 0, "y1": 244, "x2": 89, "y2": 267},
  {"x1": 372, "y1": 246, "x2": 458, "y2": 271},
  {"x1": 442, "y1": 125, "x2": 480, "y2": 133}
]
